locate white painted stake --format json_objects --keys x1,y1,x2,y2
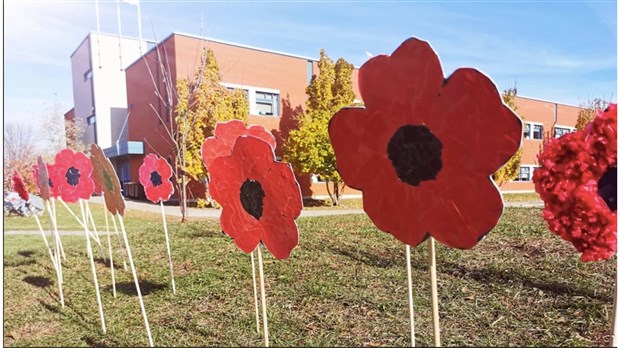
[
  {"x1": 251, "y1": 250, "x2": 261, "y2": 333},
  {"x1": 86, "y1": 201, "x2": 107, "y2": 262},
  {"x1": 79, "y1": 199, "x2": 106, "y2": 333},
  {"x1": 428, "y1": 238, "x2": 440, "y2": 347},
  {"x1": 51, "y1": 199, "x2": 67, "y2": 260},
  {"x1": 110, "y1": 210, "x2": 128, "y2": 271},
  {"x1": 406, "y1": 245, "x2": 416, "y2": 347},
  {"x1": 160, "y1": 201, "x2": 176, "y2": 294},
  {"x1": 58, "y1": 198, "x2": 101, "y2": 246},
  {"x1": 33, "y1": 213, "x2": 58, "y2": 273},
  {"x1": 104, "y1": 204, "x2": 117, "y2": 298},
  {"x1": 257, "y1": 245, "x2": 269, "y2": 347},
  {"x1": 611, "y1": 253, "x2": 618, "y2": 347},
  {"x1": 46, "y1": 201, "x2": 64, "y2": 307},
  {"x1": 117, "y1": 214, "x2": 154, "y2": 347}
]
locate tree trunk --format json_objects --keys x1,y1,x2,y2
[{"x1": 326, "y1": 181, "x2": 341, "y2": 206}]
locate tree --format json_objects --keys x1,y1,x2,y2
[
  {"x1": 38, "y1": 101, "x2": 87, "y2": 156},
  {"x1": 284, "y1": 50, "x2": 355, "y2": 206},
  {"x1": 146, "y1": 45, "x2": 248, "y2": 221},
  {"x1": 575, "y1": 98, "x2": 609, "y2": 130},
  {"x1": 493, "y1": 86, "x2": 523, "y2": 186},
  {"x1": 175, "y1": 48, "x2": 249, "y2": 213},
  {"x1": 4, "y1": 122, "x2": 38, "y2": 192}
]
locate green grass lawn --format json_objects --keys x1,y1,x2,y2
[{"x1": 4, "y1": 207, "x2": 614, "y2": 346}]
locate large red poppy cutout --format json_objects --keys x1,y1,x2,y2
[
  {"x1": 209, "y1": 136, "x2": 302, "y2": 259},
  {"x1": 138, "y1": 154, "x2": 174, "y2": 203},
  {"x1": 202, "y1": 119, "x2": 276, "y2": 169},
  {"x1": 49, "y1": 149, "x2": 95, "y2": 203},
  {"x1": 533, "y1": 104, "x2": 617, "y2": 262},
  {"x1": 91, "y1": 144, "x2": 126, "y2": 215},
  {"x1": 328, "y1": 37, "x2": 522, "y2": 249}
]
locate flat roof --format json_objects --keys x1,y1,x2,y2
[{"x1": 516, "y1": 95, "x2": 580, "y2": 108}]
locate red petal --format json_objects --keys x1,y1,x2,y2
[
  {"x1": 219, "y1": 194, "x2": 262, "y2": 254},
  {"x1": 260, "y1": 216, "x2": 299, "y2": 259},
  {"x1": 359, "y1": 37, "x2": 443, "y2": 111}
]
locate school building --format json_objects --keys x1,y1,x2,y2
[{"x1": 66, "y1": 31, "x2": 581, "y2": 201}]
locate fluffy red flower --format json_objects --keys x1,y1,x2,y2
[
  {"x1": 49, "y1": 149, "x2": 95, "y2": 203},
  {"x1": 208, "y1": 136, "x2": 302, "y2": 259},
  {"x1": 328, "y1": 38, "x2": 522, "y2": 249},
  {"x1": 533, "y1": 104, "x2": 617, "y2": 261},
  {"x1": 12, "y1": 170, "x2": 30, "y2": 201},
  {"x1": 138, "y1": 154, "x2": 174, "y2": 203},
  {"x1": 202, "y1": 119, "x2": 276, "y2": 169}
]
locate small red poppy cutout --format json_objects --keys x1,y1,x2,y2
[
  {"x1": 139, "y1": 154, "x2": 174, "y2": 203},
  {"x1": 49, "y1": 148, "x2": 95, "y2": 203},
  {"x1": 533, "y1": 104, "x2": 617, "y2": 262},
  {"x1": 202, "y1": 119, "x2": 276, "y2": 169},
  {"x1": 209, "y1": 136, "x2": 302, "y2": 259},
  {"x1": 12, "y1": 170, "x2": 30, "y2": 201},
  {"x1": 33, "y1": 159, "x2": 59, "y2": 200},
  {"x1": 328, "y1": 37, "x2": 522, "y2": 249}
]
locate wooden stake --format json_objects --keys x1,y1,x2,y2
[
  {"x1": 47, "y1": 201, "x2": 64, "y2": 285},
  {"x1": 58, "y1": 198, "x2": 101, "y2": 247},
  {"x1": 160, "y1": 201, "x2": 176, "y2": 294},
  {"x1": 35, "y1": 210, "x2": 63, "y2": 307},
  {"x1": 251, "y1": 250, "x2": 261, "y2": 333},
  {"x1": 117, "y1": 214, "x2": 154, "y2": 347},
  {"x1": 428, "y1": 238, "x2": 440, "y2": 347},
  {"x1": 104, "y1": 204, "x2": 117, "y2": 298},
  {"x1": 406, "y1": 245, "x2": 415, "y2": 347},
  {"x1": 79, "y1": 199, "x2": 106, "y2": 333},
  {"x1": 51, "y1": 199, "x2": 67, "y2": 261},
  {"x1": 86, "y1": 201, "x2": 107, "y2": 262},
  {"x1": 257, "y1": 245, "x2": 269, "y2": 347},
  {"x1": 611, "y1": 254, "x2": 618, "y2": 347},
  {"x1": 110, "y1": 211, "x2": 128, "y2": 271}
]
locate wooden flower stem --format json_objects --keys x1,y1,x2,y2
[
  {"x1": 117, "y1": 214, "x2": 154, "y2": 347},
  {"x1": 78, "y1": 199, "x2": 106, "y2": 333},
  {"x1": 36, "y1": 206, "x2": 63, "y2": 307},
  {"x1": 58, "y1": 198, "x2": 101, "y2": 248},
  {"x1": 86, "y1": 201, "x2": 107, "y2": 263},
  {"x1": 110, "y1": 210, "x2": 128, "y2": 271},
  {"x1": 257, "y1": 245, "x2": 269, "y2": 347},
  {"x1": 406, "y1": 245, "x2": 416, "y2": 347},
  {"x1": 103, "y1": 204, "x2": 117, "y2": 298},
  {"x1": 51, "y1": 199, "x2": 67, "y2": 261},
  {"x1": 428, "y1": 238, "x2": 440, "y2": 347},
  {"x1": 612, "y1": 256, "x2": 618, "y2": 347},
  {"x1": 251, "y1": 250, "x2": 261, "y2": 333},
  {"x1": 160, "y1": 201, "x2": 176, "y2": 294}
]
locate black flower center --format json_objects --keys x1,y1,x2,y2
[
  {"x1": 387, "y1": 125, "x2": 443, "y2": 187},
  {"x1": 48, "y1": 178, "x2": 54, "y2": 188},
  {"x1": 65, "y1": 167, "x2": 81, "y2": 187},
  {"x1": 150, "y1": 171, "x2": 163, "y2": 187},
  {"x1": 597, "y1": 167, "x2": 616, "y2": 211},
  {"x1": 240, "y1": 179, "x2": 265, "y2": 220}
]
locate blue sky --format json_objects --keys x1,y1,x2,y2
[{"x1": 4, "y1": 0, "x2": 618, "y2": 130}]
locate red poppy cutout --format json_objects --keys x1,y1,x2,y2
[
  {"x1": 202, "y1": 119, "x2": 277, "y2": 169},
  {"x1": 533, "y1": 104, "x2": 617, "y2": 262},
  {"x1": 328, "y1": 37, "x2": 522, "y2": 249},
  {"x1": 91, "y1": 144, "x2": 126, "y2": 215},
  {"x1": 139, "y1": 154, "x2": 174, "y2": 203},
  {"x1": 209, "y1": 136, "x2": 302, "y2": 259},
  {"x1": 48, "y1": 148, "x2": 95, "y2": 203},
  {"x1": 33, "y1": 160, "x2": 60, "y2": 201},
  {"x1": 12, "y1": 170, "x2": 30, "y2": 201}
]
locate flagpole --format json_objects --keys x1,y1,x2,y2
[
  {"x1": 94, "y1": 0, "x2": 102, "y2": 68},
  {"x1": 116, "y1": 0, "x2": 124, "y2": 70},
  {"x1": 136, "y1": 0, "x2": 144, "y2": 54}
]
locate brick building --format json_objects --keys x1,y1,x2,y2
[{"x1": 68, "y1": 31, "x2": 581, "y2": 200}]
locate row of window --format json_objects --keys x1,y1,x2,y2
[
  {"x1": 523, "y1": 122, "x2": 575, "y2": 140},
  {"x1": 222, "y1": 83, "x2": 281, "y2": 117},
  {"x1": 514, "y1": 165, "x2": 539, "y2": 182}
]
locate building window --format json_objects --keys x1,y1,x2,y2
[
  {"x1": 554, "y1": 126, "x2": 574, "y2": 138},
  {"x1": 84, "y1": 69, "x2": 93, "y2": 81},
  {"x1": 255, "y1": 91, "x2": 279, "y2": 116},
  {"x1": 87, "y1": 115, "x2": 96, "y2": 125},
  {"x1": 523, "y1": 123, "x2": 531, "y2": 139},
  {"x1": 523, "y1": 122, "x2": 543, "y2": 140},
  {"x1": 514, "y1": 165, "x2": 540, "y2": 182}
]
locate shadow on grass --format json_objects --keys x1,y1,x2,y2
[
  {"x1": 23, "y1": 276, "x2": 51, "y2": 288},
  {"x1": 442, "y1": 261, "x2": 613, "y2": 302},
  {"x1": 110, "y1": 280, "x2": 167, "y2": 296},
  {"x1": 328, "y1": 246, "x2": 404, "y2": 269},
  {"x1": 5, "y1": 258, "x2": 37, "y2": 268},
  {"x1": 17, "y1": 250, "x2": 36, "y2": 258},
  {"x1": 303, "y1": 198, "x2": 330, "y2": 208}
]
